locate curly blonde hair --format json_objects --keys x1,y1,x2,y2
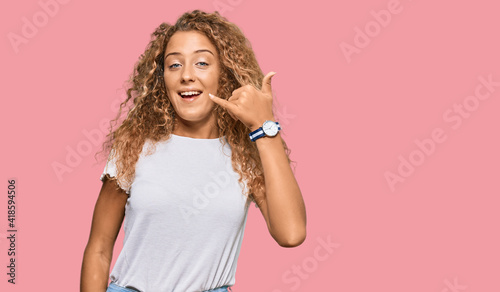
[{"x1": 96, "y1": 10, "x2": 293, "y2": 208}]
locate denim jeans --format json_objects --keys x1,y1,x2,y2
[{"x1": 106, "y1": 281, "x2": 233, "y2": 292}]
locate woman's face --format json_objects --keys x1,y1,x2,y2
[{"x1": 163, "y1": 30, "x2": 220, "y2": 127}]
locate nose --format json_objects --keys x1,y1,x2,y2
[{"x1": 181, "y1": 64, "x2": 195, "y2": 83}]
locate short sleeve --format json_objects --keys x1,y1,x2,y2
[{"x1": 100, "y1": 150, "x2": 130, "y2": 195}]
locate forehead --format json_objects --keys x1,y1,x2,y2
[{"x1": 165, "y1": 31, "x2": 217, "y2": 55}]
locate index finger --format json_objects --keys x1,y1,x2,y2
[{"x1": 209, "y1": 93, "x2": 239, "y2": 113}]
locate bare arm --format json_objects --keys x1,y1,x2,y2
[
  {"x1": 208, "y1": 72, "x2": 307, "y2": 247},
  {"x1": 80, "y1": 175, "x2": 128, "y2": 292},
  {"x1": 253, "y1": 131, "x2": 307, "y2": 248}
]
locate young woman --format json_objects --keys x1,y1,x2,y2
[{"x1": 80, "y1": 10, "x2": 306, "y2": 292}]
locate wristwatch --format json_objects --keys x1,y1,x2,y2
[{"x1": 249, "y1": 120, "x2": 281, "y2": 142}]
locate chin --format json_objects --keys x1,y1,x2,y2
[{"x1": 175, "y1": 110, "x2": 214, "y2": 123}]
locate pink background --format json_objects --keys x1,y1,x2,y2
[{"x1": 1, "y1": 0, "x2": 499, "y2": 291}]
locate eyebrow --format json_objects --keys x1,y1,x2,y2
[{"x1": 164, "y1": 49, "x2": 214, "y2": 59}]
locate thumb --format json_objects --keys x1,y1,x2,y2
[{"x1": 261, "y1": 71, "x2": 276, "y2": 95}]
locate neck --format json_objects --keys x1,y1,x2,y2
[{"x1": 171, "y1": 114, "x2": 220, "y2": 139}]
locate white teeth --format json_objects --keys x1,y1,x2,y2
[{"x1": 180, "y1": 91, "x2": 201, "y2": 96}]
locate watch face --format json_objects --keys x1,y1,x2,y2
[{"x1": 262, "y1": 121, "x2": 278, "y2": 136}]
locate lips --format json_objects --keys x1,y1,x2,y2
[
  {"x1": 180, "y1": 93, "x2": 201, "y2": 98},
  {"x1": 178, "y1": 90, "x2": 202, "y2": 98},
  {"x1": 177, "y1": 90, "x2": 202, "y2": 103}
]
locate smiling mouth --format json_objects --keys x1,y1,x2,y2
[{"x1": 178, "y1": 91, "x2": 203, "y2": 98}]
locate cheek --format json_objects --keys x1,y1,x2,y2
[
  {"x1": 204, "y1": 73, "x2": 220, "y2": 89},
  {"x1": 163, "y1": 79, "x2": 176, "y2": 95}
]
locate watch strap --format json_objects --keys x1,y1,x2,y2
[
  {"x1": 249, "y1": 121, "x2": 281, "y2": 142},
  {"x1": 249, "y1": 128, "x2": 266, "y2": 141}
]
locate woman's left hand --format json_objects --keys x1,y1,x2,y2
[{"x1": 209, "y1": 71, "x2": 277, "y2": 132}]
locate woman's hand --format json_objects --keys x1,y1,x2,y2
[{"x1": 209, "y1": 71, "x2": 277, "y2": 131}]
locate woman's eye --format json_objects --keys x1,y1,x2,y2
[
  {"x1": 197, "y1": 62, "x2": 209, "y2": 66},
  {"x1": 168, "y1": 63, "x2": 181, "y2": 69}
]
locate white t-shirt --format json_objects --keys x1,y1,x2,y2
[{"x1": 100, "y1": 133, "x2": 253, "y2": 291}]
